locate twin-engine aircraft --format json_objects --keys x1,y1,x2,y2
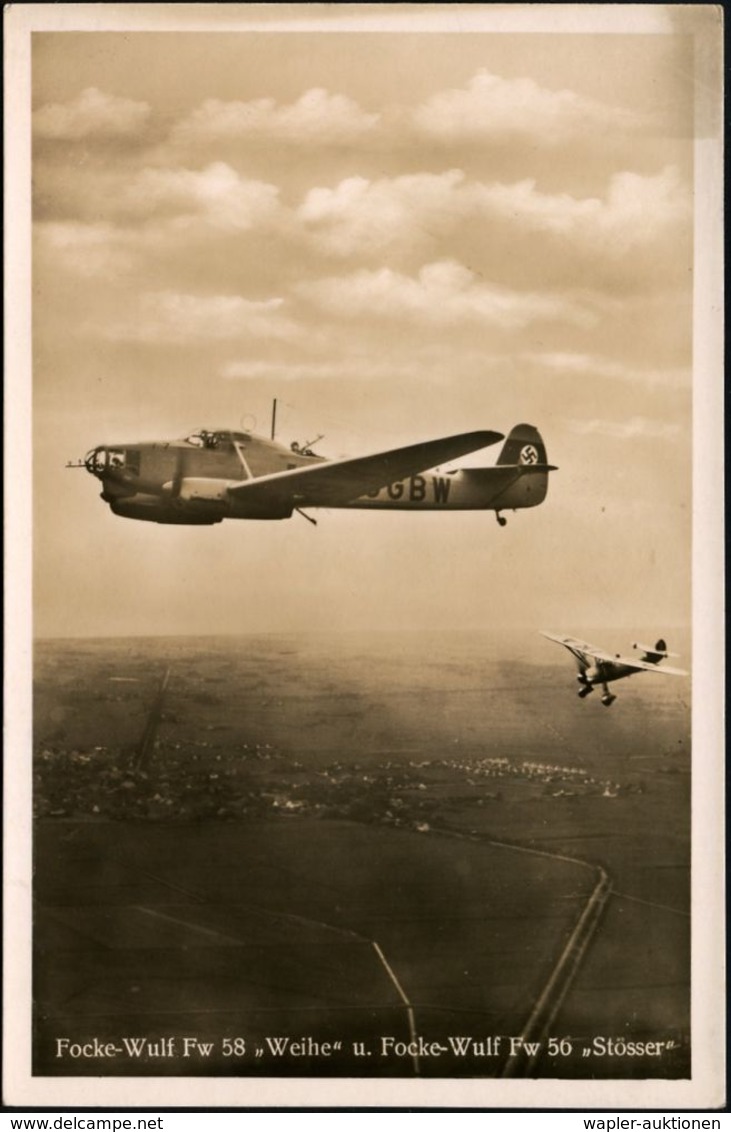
[
  {"x1": 70, "y1": 423, "x2": 556, "y2": 527},
  {"x1": 541, "y1": 633, "x2": 688, "y2": 706}
]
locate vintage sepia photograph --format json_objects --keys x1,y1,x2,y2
[{"x1": 4, "y1": 2, "x2": 724, "y2": 1111}]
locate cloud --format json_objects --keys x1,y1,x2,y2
[
  {"x1": 524, "y1": 351, "x2": 691, "y2": 388},
  {"x1": 221, "y1": 357, "x2": 437, "y2": 382},
  {"x1": 35, "y1": 155, "x2": 688, "y2": 294},
  {"x1": 219, "y1": 336, "x2": 526, "y2": 386},
  {"x1": 412, "y1": 68, "x2": 644, "y2": 143},
  {"x1": 33, "y1": 87, "x2": 151, "y2": 141},
  {"x1": 567, "y1": 416, "x2": 682, "y2": 441},
  {"x1": 298, "y1": 169, "x2": 464, "y2": 256},
  {"x1": 298, "y1": 260, "x2": 596, "y2": 329},
  {"x1": 172, "y1": 88, "x2": 378, "y2": 145},
  {"x1": 124, "y1": 162, "x2": 282, "y2": 231},
  {"x1": 297, "y1": 166, "x2": 689, "y2": 260},
  {"x1": 479, "y1": 166, "x2": 689, "y2": 251},
  {"x1": 95, "y1": 291, "x2": 302, "y2": 344},
  {"x1": 35, "y1": 221, "x2": 137, "y2": 278},
  {"x1": 35, "y1": 164, "x2": 285, "y2": 278}
]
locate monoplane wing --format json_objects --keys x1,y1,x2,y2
[
  {"x1": 608, "y1": 655, "x2": 689, "y2": 676},
  {"x1": 540, "y1": 632, "x2": 609, "y2": 669},
  {"x1": 226, "y1": 430, "x2": 503, "y2": 509},
  {"x1": 541, "y1": 633, "x2": 688, "y2": 676}
]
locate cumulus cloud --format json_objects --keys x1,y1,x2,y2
[
  {"x1": 298, "y1": 169, "x2": 465, "y2": 256},
  {"x1": 412, "y1": 68, "x2": 644, "y2": 143},
  {"x1": 298, "y1": 260, "x2": 595, "y2": 329},
  {"x1": 35, "y1": 164, "x2": 285, "y2": 279},
  {"x1": 33, "y1": 87, "x2": 151, "y2": 141},
  {"x1": 172, "y1": 88, "x2": 378, "y2": 145},
  {"x1": 479, "y1": 166, "x2": 690, "y2": 250},
  {"x1": 567, "y1": 416, "x2": 681, "y2": 441},
  {"x1": 124, "y1": 162, "x2": 282, "y2": 231},
  {"x1": 298, "y1": 166, "x2": 690, "y2": 260},
  {"x1": 96, "y1": 291, "x2": 302, "y2": 344}
]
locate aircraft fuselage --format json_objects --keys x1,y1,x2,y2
[
  {"x1": 342, "y1": 468, "x2": 546, "y2": 512},
  {"x1": 77, "y1": 425, "x2": 553, "y2": 524},
  {"x1": 582, "y1": 660, "x2": 655, "y2": 687},
  {"x1": 84, "y1": 431, "x2": 323, "y2": 523}
]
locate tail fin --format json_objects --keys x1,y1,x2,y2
[
  {"x1": 487, "y1": 424, "x2": 556, "y2": 511},
  {"x1": 496, "y1": 424, "x2": 548, "y2": 467}
]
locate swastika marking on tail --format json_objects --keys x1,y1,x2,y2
[{"x1": 520, "y1": 444, "x2": 539, "y2": 465}]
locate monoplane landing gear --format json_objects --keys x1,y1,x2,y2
[
  {"x1": 495, "y1": 511, "x2": 507, "y2": 527},
  {"x1": 578, "y1": 685, "x2": 593, "y2": 699},
  {"x1": 600, "y1": 684, "x2": 616, "y2": 707}
]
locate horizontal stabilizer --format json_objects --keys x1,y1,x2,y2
[{"x1": 633, "y1": 641, "x2": 679, "y2": 658}]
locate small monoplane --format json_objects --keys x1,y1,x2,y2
[
  {"x1": 68, "y1": 418, "x2": 556, "y2": 527},
  {"x1": 541, "y1": 632, "x2": 688, "y2": 706}
]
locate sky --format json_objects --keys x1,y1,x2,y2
[{"x1": 25, "y1": 5, "x2": 705, "y2": 639}]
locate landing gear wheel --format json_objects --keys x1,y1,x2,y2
[{"x1": 601, "y1": 693, "x2": 616, "y2": 707}]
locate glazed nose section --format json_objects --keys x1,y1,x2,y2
[
  {"x1": 84, "y1": 447, "x2": 107, "y2": 478},
  {"x1": 84, "y1": 446, "x2": 128, "y2": 478}
]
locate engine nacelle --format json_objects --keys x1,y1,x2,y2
[
  {"x1": 109, "y1": 498, "x2": 223, "y2": 524},
  {"x1": 176, "y1": 477, "x2": 232, "y2": 502}
]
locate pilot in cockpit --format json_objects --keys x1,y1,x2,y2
[{"x1": 188, "y1": 430, "x2": 219, "y2": 449}]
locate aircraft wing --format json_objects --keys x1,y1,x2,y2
[
  {"x1": 541, "y1": 634, "x2": 688, "y2": 676},
  {"x1": 540, "y1": 632, "x2": 610, "y2": 668},
  {"x1": 611, "y1": 655, "x2": 689, "y2": 676},
  {"x1": 226, "y1": 430, "x2": 503, "y2": 509}
]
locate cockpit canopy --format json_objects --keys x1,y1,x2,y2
[{"x1": 184, "y1": 429, "x2": 250, "y2": 450}]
